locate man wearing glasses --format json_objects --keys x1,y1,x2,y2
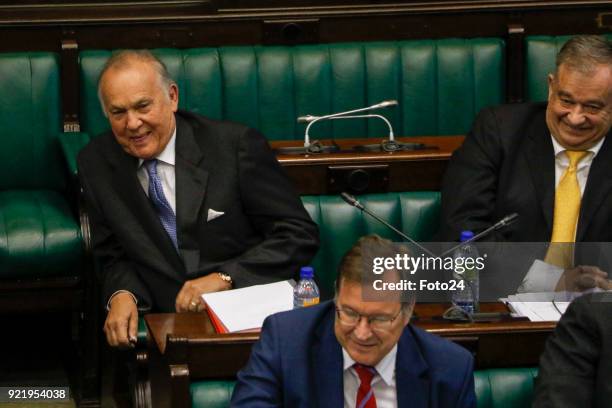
[{"x1": 231, "y1": 235, "x2": 476, "y2": 407}]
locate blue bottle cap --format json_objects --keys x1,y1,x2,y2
[
  {"x1": 300, "y1": 266, "x2": 314, "y2": 279},
  {"x1": 459, "y1": 230, "x2": 474, "y2": 242}
]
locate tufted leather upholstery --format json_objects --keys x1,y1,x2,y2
[
  {"x1": 0, "y1": 52, "x2": 82, "y2": 279},
  {"x1": 475, "y1": 367, "x2": 538, "y2": 408},
  {"x1": 302, "y1": 192, "x2": 440, "y2": 296},
  {"x1": 526, "y1": 34, "x2": 612, "y2": 102},
  {"x1": 79, "y1": 38, "x2": 504, "y2": 140},
  {"x1": 188, "y1": 368, "x2": 538, "y2": 407}
]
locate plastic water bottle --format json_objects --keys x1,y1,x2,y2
[
  {"x1": 293, "y1": 266, "x2": 320, "y2": 309},
  {"x1": 452, "y1": 231, "x2": 480, "y2": 314}
]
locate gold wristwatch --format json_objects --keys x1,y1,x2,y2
[{"x1": 217, "y1": 272, "x2": 233, "y2": 287}]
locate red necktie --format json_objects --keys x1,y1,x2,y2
[{"x1": 354, "y1": 363, "x2": 377, "y2": 408}]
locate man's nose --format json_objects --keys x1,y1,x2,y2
[
  {"x1": 352, "y1": 317, "x2": 374, "y2": 339},
  {"x1": 126, "y1": 111, "x2": 142, "y2": 130},
  {"x1": 566, "y1": 105, "x2": 587, "y2": 126}
]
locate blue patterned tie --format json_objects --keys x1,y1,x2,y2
[{"x1": 144, "y1": 159, "x2": 178, "y2": 249}]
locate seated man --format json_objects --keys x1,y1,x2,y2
[
  {"x1": 231, "y1": 235, "x2": 476, "y2": 408},
  {"x1": 78, "y1": 50, "x2": 319, "y2": 347},
  {"x1": 534, "y1": 292, "x2": 612, "y2": 407},
  {"x1": 439, "y1": 35, "x2": 612, "y2": 294}
]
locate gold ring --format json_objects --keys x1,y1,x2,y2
[{"x1": 190, "y1": 301, "x2": 198, "y2": 308}]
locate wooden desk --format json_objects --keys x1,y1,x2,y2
[
  {"x1": 271, "y1": 136, "x2": 464, "y2": 194},
  {"x1": 146, "y1": 303, "x2": 554, "y2": 373}
]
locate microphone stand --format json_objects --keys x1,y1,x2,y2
[{"x1": 275, "y1": 100, "x2": 398, "y2": 155}]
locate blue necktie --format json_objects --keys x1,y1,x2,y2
[{"x1": 144, "y1": 159, "x2": 178, "y2": 249}]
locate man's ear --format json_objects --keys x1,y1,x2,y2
[
  {"x1": 547, "y1": 73, "x2": 555, "y2": 102},
  {"x1": 169, "y1": 83, "x2": 179, "y2": 111}
]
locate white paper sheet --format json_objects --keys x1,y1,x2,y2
[{"x1": 202, "y1": 280, "x2": 295, "y2": 332}]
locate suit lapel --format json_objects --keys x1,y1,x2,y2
[
  {"x1": 175, "y1": 115, "x2": 209, "y2": 275},
  {"x1": 396, "y1": 326, "x2": 429, "y2": 408},
  {"x1": 577, "y1": 132, "x2": 612, "y2": 241},
  {"x1": 524, "y1": 115, "x2": 556, "y2": 234},
  {"x1": 311, "y1": 310, "x2": 344, "y2": 408},
  {"x1": 108, "y1": 142, "x2": 185, "y2": 279}
]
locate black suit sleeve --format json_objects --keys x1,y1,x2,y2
[
  {"x1": 217, "y1": 128, "x2": 319, "y2": 287},
  {"x1": 439, "y1": 107, "x2": 506, "y2": 241},
  {"x1": 78, "y1": 159, "x2": 154, "y2": 310},
  {"x1": 533, "y1": 295, "x2": 602, "y2": 407}
]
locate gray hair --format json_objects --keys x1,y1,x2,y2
[
  {"x1": 556, "y1": 35, "x2": 612, "y2": 75},
  {"x1": 334, "y1": 234, "x2": 415, "y2": 311},
  {"x1": 97, "y1": 49, "x2": 176, "y2": 115}
]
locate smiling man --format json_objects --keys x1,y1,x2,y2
[
  {"x1": 439, "y1": 35, "x2": 612, "y2": 293},
  {"x1": 77, "y1": 50, "x2": 319, "y2": 348},
  {"x1": 231, "y1": 235, "x2": 475, "y2": 408}
]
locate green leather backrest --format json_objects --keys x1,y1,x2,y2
[
  {"x1": 189, "y1": 368, "x2": 537, "y2": 407},
  {"x1": 526, "y1": 34, "x2": 612, "y2": 102},
  {"x1": 80, "y1": 39, "x2": 504, "y2": 140},
  {"x1": 301, "y1": 192, "x2": 440, "y2": 294},
  {"x1": 475, "y1": 367, "x2": 538, "y2": 408},
  {"x1": 0, "y1": 52, "x2": 64, "y2": 190}
]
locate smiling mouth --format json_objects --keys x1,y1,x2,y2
[{"x1": 131, "y1": 132, "x2": 151, "y2": 144}]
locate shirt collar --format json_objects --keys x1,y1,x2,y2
[
  {"x1": 138, "y1": 126, "x2": 177, "y2": 167},
  {"x1": 342, "y1": 344, "x2": 398, "y2": 386},
  {"x1": 550, "y1": 133, "x2": 604, "y2": 159}
]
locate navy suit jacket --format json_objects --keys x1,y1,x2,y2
[{"x1": 231, "y1": 301, "x2": 476, "y2": 408}]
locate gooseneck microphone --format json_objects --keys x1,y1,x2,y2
[
  {"x1": 340, "y1": 192, "x2": 437, "y2": 258},
  {"x1": 440, "y1": 213, "x2": 519, "y2": 257},
  {"x1": 300, "y1": 100, "x2": 398, "y2": 148}
]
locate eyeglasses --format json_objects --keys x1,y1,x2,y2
[{"x1": 335, "y1": 307, "x2": 403, "y2": 331}]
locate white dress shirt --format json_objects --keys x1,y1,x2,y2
[{"x1": 343, "y1": 345, "x2": 398, "y2": 408}]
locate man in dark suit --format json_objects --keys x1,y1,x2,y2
[
  {"x1": 78, "y1": 50, "x2": 319, "y2": 347},
  {"x1": 439, "y1": 35, "x2": 612, "y2": 293},
  {"x1": 231, "y1": 235, "x2": 476, "y2": 408},
  {"x1": 534, "y1": 292, "x2": 612, "y2": 407}
]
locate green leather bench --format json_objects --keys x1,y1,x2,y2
[
  {"x1": 187, "y1": 368, "x2": 538, "y2": 408},
  {"x1": 78, "y1": 38, "x2": 504, "y2": 141},
  {"x1": 0, "y1": 52, "x2": 98, "y2": 404},
  {"x1": 526, "y1": 34, "x2": 612, "y2": 102}
]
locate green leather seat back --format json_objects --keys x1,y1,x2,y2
[
  {"x1": 475, "y1": 367, "x2": 538, "y2": 408},
  {"x1": 191, "y1": 381, "x2": 236, "y2": 408},
  {"x1": 189, "y1": 368, "x2": 537, "y2": 407},
  {"x1": 0, "y1": 52, "x2": 81, "y2": 278},
  {"x1": 526, "y1": 34, "x2": 612, "y2": 101},
  {"x1": 301, "y1": 192, "x2": 440, "y2": 295},
  {"x1": 0, "y1": 52, "x2": 65, "y2": 190},
  {"x1": 80, "y1": 38, "x2": 504, "y2": 140}
]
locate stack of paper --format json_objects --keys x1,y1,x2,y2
[
  {"x1": 202, "y1": 280, "x2": 294, "y2": 333},
  {"x1": 503, "y1": 292, "x2": 573, "y2": 322}
]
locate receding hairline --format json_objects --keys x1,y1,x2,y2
[
  {"x1": 555, "y1": 35, "x2": 612, "y2": 76},
  {"x1": 97, "y1": 50, "x2": 176, "y2": 110}
]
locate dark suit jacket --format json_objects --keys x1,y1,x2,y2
[
  {"x1": 534, "y1": 292, "x2": 612, "y2": 408},
  {"x1": 231, "y1": 301, "x2": 476, "y2": 408},
  {"x1": 78, "y1": 111, "x2": 319, "y2": 311},
  {"x1": 440, "y1": 102, "x2": 612, "y2": 243}
]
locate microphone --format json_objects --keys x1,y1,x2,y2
[
  {"x1": 440, "y1": 213, "x2": 519, "y2": 257},
  {"x1": 276, "y1": 102, "x2": 396, "y2": 155},
  {"x1": 340, "y1": 192, "x2": 437, "y2": 258}
]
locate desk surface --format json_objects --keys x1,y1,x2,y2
[{"x1": 146, "y1": 302, "x2": 555, "y2": 355}]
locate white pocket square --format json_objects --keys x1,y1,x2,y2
[{"x1": 207, "y1": 208, "x2": 225, "y2": 222}]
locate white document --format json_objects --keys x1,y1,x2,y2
[
  {"x1": 504, "y1": 292, "x2": 572, "y2": 322},
  {"x1": 201, "y1": 280, "x2": 294, "y2": 333}
]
